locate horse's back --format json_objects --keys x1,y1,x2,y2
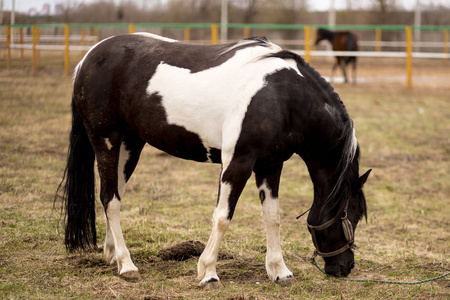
[{"x1": 72, "y1": 34, "x2": 301, "y2": 163}]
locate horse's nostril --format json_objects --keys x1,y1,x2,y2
[
  {"x1": 350, "y1": 262, "x2": 355, "y2": 269},
  {"x1": 340, "y1": 265, "x2": 352, "y2": 277}
]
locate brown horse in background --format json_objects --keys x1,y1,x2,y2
[{"x1": 315, "y1": 28, "x2": 358, "y2": 84}]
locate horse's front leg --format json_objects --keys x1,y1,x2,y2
[
  {"x1": 197, "y1": 156, "x2": 254, "y2": 289},
  {"x1": 254, "y1": 163, "x2": 294, "y2": 285}
]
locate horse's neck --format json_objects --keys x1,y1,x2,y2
[
  {"x1": 324, "y1": 31, "x2": 336, "y2": 42},
  {"x1": 310, "y1": 166, "x2": 335, "y2": 199},
  {"x1": 306, "y1": 166, "x2": 337, "y2": 222}
]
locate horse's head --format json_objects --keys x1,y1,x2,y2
[
  {"x1": 315, "y1": 28, "x2": 334, "y2": 45},
  {"x1": 307, "y1": 167, "x2": 371, "y2": 277}
]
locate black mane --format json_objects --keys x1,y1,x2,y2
[{"x1": 267, "y1": 50, "x2": 364, "y2": 219}]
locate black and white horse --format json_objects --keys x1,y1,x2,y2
[{"x1": 57, "y1": 33, "x2": 371, "y2": 288}]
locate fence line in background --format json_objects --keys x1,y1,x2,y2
[{"x1": 2, "y1": 23, "x2": 450, "y2": 88}]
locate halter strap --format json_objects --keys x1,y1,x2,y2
[
  {"x1": 305, "y1": 199, "x2": 355, "y2": 259},
  {"x1": 307, "y1": 216, "x2": 336, "y2": 231},
  {"x1": 312, "y1": 243, "x2": 354, "y2": 258}
]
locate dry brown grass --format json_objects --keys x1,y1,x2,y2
[{"x1": 0, "y1": 56, "x2": 449, "y2": 299}]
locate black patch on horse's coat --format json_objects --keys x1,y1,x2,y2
[
  {"x1": 208, "y1": 148, "x2": 221, "y2": 163},
  {"x1": 74, "y1": 34, "x2": 279, "y2": 164},
  {"x1": 255, "y1": 50, "x2": 364, "y2": 221}
]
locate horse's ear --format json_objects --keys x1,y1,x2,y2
[{"x1": 358, "y1": 169, "x2": 372, "y2": 188}]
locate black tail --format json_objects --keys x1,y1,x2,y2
[{"x1": 56, "y1": 95, "x2": 97, "y2": 252}]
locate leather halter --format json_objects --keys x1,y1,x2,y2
[{"x1": 306, "y1": 200, "x2": 356, "y2": 259}]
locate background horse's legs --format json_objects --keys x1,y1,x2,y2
[
  {"x1": 352, "y1": 58, "x2": 357, "y2": 85},
  {"x1": 197, "y1": 156, "x2": 254, "y2": 288},
  {"x1": 331, "y1": 59, "x2": 339, "y2": 82},
  {"x1": 340, "y1": 58, "x2": 348, "y2": 83},
  {"x1": 93, "y1": 135, "x2": 141, "y2": 282},
  {"x1": 254, "y1": 163, "x2": 294, "y2": 285}
]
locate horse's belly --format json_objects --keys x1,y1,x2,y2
[{"x1": 144, "y1": 124, "x2": 222, "y2": 163}]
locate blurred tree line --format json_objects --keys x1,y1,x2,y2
[
  {"x1": 2, "y1": 0, "x2": 448, "y2": 47},
  {"x1": 4, "y1": 0, "x2": 449, "y2": 26}
]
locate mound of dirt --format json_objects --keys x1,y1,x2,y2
[{"x1": 158, "y1": 240, "x2": 205, "y2": 261}]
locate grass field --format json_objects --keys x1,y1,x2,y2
[{"x1": 0, "y1": 56, "x2": 449, "y2": 299}]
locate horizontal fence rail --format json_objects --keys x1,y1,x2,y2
[{"x1": 1, "y1": 23, "x2": 450, "y2": 88}]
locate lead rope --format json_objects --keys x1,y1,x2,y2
[
  {"x1": 296, "y1": 208, "x2": 310, "y2": 219},
  {"x1": 297, "y1": 209, "x2": 450, "y2": 284},
  {"x1": 310, "y1": 257, "x2": 450, "y2": 285}
]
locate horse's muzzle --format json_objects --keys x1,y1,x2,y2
[{"x1": 325, "y1": 262, "x2": 354, "y2": 277}]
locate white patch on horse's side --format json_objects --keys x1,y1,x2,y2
[
  {"x1": 133, "y1": 32, "x2": 177, "y2": 43},
  {"x1": 74, "y1": 36, "x2": 115, "y2": 81},
  {"x1": 259, "y1": 181, "x2": 293, "y2": 282},
  {"x1": 104, "y1": 138, "x2": 113, "y2": 150},
  {"x1": 147, "y1": 45, "x2": 303, "y2": 158}
]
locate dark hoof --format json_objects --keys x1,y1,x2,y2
[
  {"x1": 120, "y1": 270, "x2": 141, "y2": 282},
  {"x1": 201, "y1": 280, "x2": 223, "y2": 290},
  {"x1": 275, "y1": 276, "x2": 296, "y2": 286}
]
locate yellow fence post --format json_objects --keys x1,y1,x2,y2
[
  {"x1": 20, "y1": 27, "x2": 24, "y2": 69},
  {"x1": 93, "y1": 27, "x2": 100, "y2": 43},
  {"x1": 211, "y1": 24, "x2": 218, "y2": 45},
  {"x1": 129, "y1": 23, "x2": 135, "y2": 34},
  {"x1": 36, "y1": 27, "x2": 40, "y2": 69},
  {"x1": 6, "y1": 26, "x2": 11, "y2": 72},
  {"x1": 376, "y1": 28, "x2": 382, "y2": 58},
  {"x1": 406, "y1": 26, "x2": 413, "y2": 89},
  {"x1": 81, "y1": 27, "x2": 85, "y2": 46},
  {"x1": 311, "y1": 27, "x2": 316, "y2": 52},
  {"x1": 32, "y1": 25, "x2": 37, "y2": 75},
  {"x1": 244, "y1": 26, "x2": 250, "y2": 39},
  {"x1": 65, "y1": 24, "x2": 70, "y2": 77},
  {"x1": 184, "y1": 27, "x2": 190, "y2": 42},
  {"x1": 304, "y1": 25, "x2": 310, "y2": 63},
  {"x1": 444, "y1": 29, "x2": 448, "y2": 62}
]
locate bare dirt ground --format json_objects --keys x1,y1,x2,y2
[{"x1": 0, "y1": 55, "x2": 449, "y2": 299}]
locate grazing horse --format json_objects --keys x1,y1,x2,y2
[
  {"x1": 315, "y1": 28, "x2": 358, "y2": 84},
  {"x1": 56, "y1": 33, "x2": 371, "y2": 288}
]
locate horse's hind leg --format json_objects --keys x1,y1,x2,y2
[
  {"x1": 103, "y1": 132, "x2": 145, "y2": 267},
  {"x1": 254, "y1": 163, "x2": 294, "y2": 285},
  {"x1": 94, "y1": 132, "x2": 145, "y2": 282}
]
